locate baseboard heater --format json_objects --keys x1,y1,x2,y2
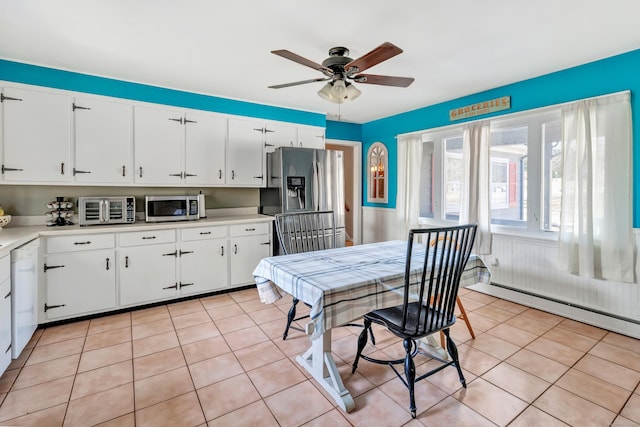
[{"x1": 467, "y1": 281, "x2": 640, "y2": 339}]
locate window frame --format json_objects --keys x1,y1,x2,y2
[{"x1": 367, "y1": 142, "x2": 388, "y2": 203}]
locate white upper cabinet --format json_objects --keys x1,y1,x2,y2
[
  {"x1": 73, "y1": 97, "x2": 132, "y2": 183},
  {"x1": 227, "y1": 118, "x2": 265, "y2": 187},
  {"x1": 134, "y1": 106, "x2": 227, "y2": 185},
  {"x1": 1, "y1": 86, "x2": 71, "y2": 182},
  {"x1": 297, "y1": 125, "x2": 325, "y2": 149},
  {"x1": 183, "y1": 111, "x2": 226, "y2": 185},
  {"x1": 263, "y1": 121, "x2": 297, "y2": 152},
  {"x1": 134, "y1": 105, "x2": 184, "y2": 185}
]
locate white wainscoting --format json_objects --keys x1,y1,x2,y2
[{"x1": 362, "y1": 207, "x2": 640, "y2": 338}]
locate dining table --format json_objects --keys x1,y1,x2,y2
[{"x1": 253, "y1": 239, "x2": 491, "y2": 412}]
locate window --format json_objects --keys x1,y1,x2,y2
[
  {"x1": 416, "y1": 108, "x2": 562, "y2": 233},
  {"x1": 367, "y1": 142, "x2": 388, "y2": 203}
]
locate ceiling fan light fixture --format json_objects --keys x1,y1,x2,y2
[{"x1": 317, "y1": 80, "x2": 361, "y2": 104}]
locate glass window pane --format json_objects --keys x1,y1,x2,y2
[
  {"x1": 444, "y1": 136, "x2": 463, "y2": 221},
  {"x1": 542, "y1": 120, "x2": 562, "y2": 231},
  {"x1": 489, "y1": 126, "x2": 527, "y2": 227}
]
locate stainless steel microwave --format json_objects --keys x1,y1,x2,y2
[
  {"x1": 78, "y1": 196, "x2": 136, "y2": 226},
  {"x1": 145, "y1": 195, "x2": 200, "y2": 222}
]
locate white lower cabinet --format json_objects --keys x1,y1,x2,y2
[
  {"x1": 0, "y1": 255, "x2": 11, "y2": 376},
  {"x1": 180, "y1": 226, "x2": 228, "y2": 295},
  {"x1": 119, "y1": 230, "x2": 177, "y2": 306},
  {"x1": 39, "y1": 220, "x2": 272, "y2": 323},
  {"x1": 229, "y1": 223, "x2": 271, "y2": 286},
  {"x1": 43, "y1": 235, "x2": 116, "y2": 320}
]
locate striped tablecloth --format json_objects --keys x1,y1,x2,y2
[{"x1": 253, "y1": 240, "x2": 491, "y2": 339}]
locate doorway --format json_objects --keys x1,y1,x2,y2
[{"x1": 326, "y1": 140, "x2": 362, "y2": 245}]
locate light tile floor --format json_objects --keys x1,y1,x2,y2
[{"x1": 1, "y1": 287, "x2": 640, "y2": 426}]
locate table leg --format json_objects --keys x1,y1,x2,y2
[{"x1": 296, "y1": 329, "x2": 356, "y2": 412}]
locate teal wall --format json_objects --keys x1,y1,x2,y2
[
  {"x1": 359, "y1": 49, "x2": 640, "y2": 227},
  {"x1": 0, "y1": 59, "x2": 326, "y2": 127},
  {"x1": 326, "y1": 120, "x2": 362, "y2": 142}
]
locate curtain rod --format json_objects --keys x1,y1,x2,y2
[{"x1": 395, "y1": 89, "x2": 631, "y2": 140}]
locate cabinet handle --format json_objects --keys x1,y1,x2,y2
[
  {"x1": 245, "y1": 228, "x2": 255, "y2": 232},
  {"x1": 125, "y1": 256, "x2": 129, "y2": 268},
  {"x1": 43, "y1": 263, "x2": 65, "y2": 273},
  {"x1": 74, "y1": 241, "x2": 92, "y2": 245},
  {"x1": 169, "y1": 173, "x2": 183, "y2": 178},
  {"x1": 253, "y1": 175, "x2": 263, "y2": 179},
  {"x1": 2, "y1": 165, "x2": 24, "y2": 174},
  {"x1": 180, "y1": 282, "x2": 195, "y2": 288},
  {"x1": 199, "y1": 231, "x2": 211, "y2": 235},
  {"x1": 218, "y1": 169, "x2": 222, "y2": 179},
  {"x1": 234, "y1": 244, "x2": 238, "y2": 254},
  {"x1": 139, "y1": 166, "x2": 143, "y2": 178},
  {"x1": 44, "y1": 303, "x2": 66, "y2": 312},
  {"x1": 0, "y1": 93, "x2": 23, "y2": 102},
  {"x1": 73, "y1": 168, "x2": 92, "y2": 176},
  {"x1": 299, "y1": 142, "x2": 303, "y2": 147},
  {"x1": 4, "y1": 291, "x2": 10, "y2": 299},
  {"x1": 163, "y1": 284, "x2": 178, "y2": 290},
  {"x1": 253, "y1": 127, "x2": 264, "y2": 133},
  {"x1": 184, "y1": 173, "x2": 197, "y2": 177},
  {"x1": 141, "y1": 236, "x2": 156, "y2": 240},
  {"x1": 5, "y1": 343, "x2": 10, "y2": 354},
  {"x1": 162, "y1": 250, "x2": 178, "y2": 257},
  {"x1": 231, "y1": 170, "x2": 235, "y2": 180},
  {"x1": 179, "y1": 250, "x2": 194, "y2": 256},
  {"x1": 169, "y1": 117, "x2": 184, "y2": 124},
  {"x1": 264, "y1": 143, "x2": 274, "y2": 147},
  {"x1": 60, "y1": 162, "x2": 65, "y2": 175},
  {"x1": 105, "y1": 257, "x2": 110, "y2": 270},
  {"x1": 72, "y1": 102, "x2": 91, "y2": 111},
  {"x1": 122, "y1": 165, "x2": 126, "y2": 177},
  {"x1": 264, "y1": 128, "x2": 275, "y2": 133},
  {"x1": 220, "y1": 246, "x2": 224, "y2": 256},
  {"x1": 183, "y1": 118, "x2": 197, "y2": 124},
  {"x1": 260, "y1": 241, "x2": 270, "y2": 245}
]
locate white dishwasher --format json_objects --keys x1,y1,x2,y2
[{"x1": 11, "y1": 239, "x2": 39, "y2": 359}]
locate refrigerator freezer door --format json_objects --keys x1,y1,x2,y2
[
  {"x1": 280, "y1": 148, "x2": 315, "y2": 213},
  {"x1": 314, "y1": 149, "x2": 346, "y2": 229}
]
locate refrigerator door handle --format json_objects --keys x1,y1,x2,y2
[{"x1": 312, "y1": 161, "x2": 320, "y2": 211}]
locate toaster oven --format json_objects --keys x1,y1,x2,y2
[{"x1": 78, "y1": 196, "x2": 136, "y2": 226}]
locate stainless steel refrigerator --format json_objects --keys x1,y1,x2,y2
[{"x1": 260, "y1": 147, "x2": 346, "y2": 249}]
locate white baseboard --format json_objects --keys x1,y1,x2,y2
[{"x1": 467, "y1": 282, "x2": 640, "y2": 339}]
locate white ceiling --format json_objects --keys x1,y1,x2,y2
[{"x1": 1, "y1": 0, "x2": 640, "y2": 124}]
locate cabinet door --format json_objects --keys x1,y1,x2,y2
[
  {"x1": 2, "y1": 87, "x2": 71, "y2": 182},
  {"x1": 264, "y1": 122, "x2": 296, "y2": 152},
  {"x1": 74, "y1": 97, "x2": 132, "y2": 183},
  {"x1": 297, "y1": 125, "x2": 325, "y2": 149},
  {"x1": 44, "y1": 250, "x2": 116, "y2": 320},
  {"x1": 179, "y1": 239, "x2": 227, "y2": 295},
  {"x1": 0, "y1": 277, "x2": 11, "y2": 374},
  {"x1": 120, "y1": 243, "x2": 177, "y2": 306},
  {"x1": 227, "y1": 118, "x2": 264, "y2": 187},
  {"x1": 184, "y1": 112, "x2": 226, "y2": 185},
  {"x1": 229, "y1": 234, "x2": 271, "y2": 286},
  {"x1": 134, "y1": 106, "x2": 183, "y2": 184}
]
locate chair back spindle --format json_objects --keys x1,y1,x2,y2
[{"x1": 275, "y1": 211, "x2": 336, "y2": 255}]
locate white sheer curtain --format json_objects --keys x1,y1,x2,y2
[
  {"x1": 460, "y1": 121, "x2": 492, "y2": 254},
  {"x1": 558, "y1": 92, "x2": 635, "y2": 283},
  {"x1": 396, "y1": 135, "x2": 423, "y2": 239}
]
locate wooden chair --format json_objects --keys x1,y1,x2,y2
[
  {"x1": 351, "y1": 224, "x2": 477, "y2": 418},
  {"x1": 428, "y1": 236, "x2": 475, "y2": 348}
]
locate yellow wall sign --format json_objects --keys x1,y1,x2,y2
[{"x1": 449, "y1": 96, "x2": 511, "y2": 121}]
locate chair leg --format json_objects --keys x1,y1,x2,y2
[
  {"x1": 443, "y1": 328, "x2": 466, "y2": 388},
  {"x1": 351, "y1": 318, "x2": 371, "y2": 374},
  {"x1": 403, "y1": 339, "x2": 417, "y2": 418},
  {"x1": 456, "y1": 296, "x2": 475, "y2": 339},
  {"x1": 283, "y1": 298, "x2": 299, "y2": 340}
]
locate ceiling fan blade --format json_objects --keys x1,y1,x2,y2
[
  {"x1": 352, "y1": 74, "x2": 415, "y2": 87},
  {"x1": 271, "y1": 50, "x2": 333, "y2": 74},
  {"x1": 268, "y1": 77, "x2": 330, "y2": 89},
  {"x1": 344, "y1": 42, "x2": 403, "y2": 74}
]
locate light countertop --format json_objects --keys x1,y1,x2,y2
[{"x1": 0, "y1": 212, "x2": 274, "y2": 256}]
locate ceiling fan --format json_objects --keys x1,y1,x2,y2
[{"x1": 268, "y1": 42, "x2": 415, "y2": 104}]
